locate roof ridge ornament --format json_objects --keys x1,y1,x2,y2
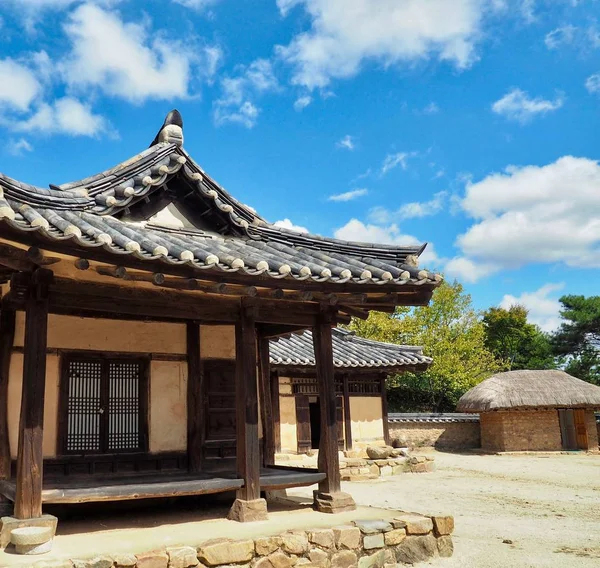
[{"x1": 150, "y1": 109, "x2": 184, "y2": 147}]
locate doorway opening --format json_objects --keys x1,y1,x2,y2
[
  {"x1": 558, "y1": 409, "x2": 588, "y2": 450},
  {"x1": 309, "y1": 400, "x2": 321, "y2": 449}
]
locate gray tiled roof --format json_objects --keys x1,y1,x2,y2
[
  {"x1": 388, "y1": 413, "x2": 479, "y2": 423},
  {"x1": 0, "y1": 115, "x2": 442, "y2": 288},
  {"x1": 270, "y1": 328, "x2": 432, "y2": 370}
]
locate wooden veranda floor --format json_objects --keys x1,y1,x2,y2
[{"x1": 0, "y1": 467, "x2": 325, "y2": 504}]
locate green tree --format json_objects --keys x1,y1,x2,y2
[
  {"x1": 482, "y1": 305, "x2": 556, "y2": 371},
  {"x1": 350, "y1": 281, "x2": 503, "y2": 411},
  {"x1": 552, "y1": 295, "x2": 600, "y2": 385}
]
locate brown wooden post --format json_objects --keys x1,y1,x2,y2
[
  {"x1": 14, "y1": 269, "x2": 53, "y2": 520},
  {"x1": 381, "y1": 375, "x2": 391, "y2": 446},
  {"x1": 186, "y1": 321, "x2": 203, "y2": 473},
  {"x1": 0, "y1": 307, "x2": 16, "y2": 480},
  {"x1": 271, "y1": 370, "x2": 281, "y2": 454},
  {"x1": 313, "y1": 308, "x2": 355, "y2": 513},
  {"x1": 228, "y1": 302, "x2": 267, "y2": 521},
  {"x1": 257, "y1": 337, "x2": 275, "y2": 467},
  {"x1": 342, "y1": 374, "x2": 352, "y2": 451}
]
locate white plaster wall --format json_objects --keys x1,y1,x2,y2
[
  {"x1": 149, "y1": 361, "x2": 187, "y2": 453},
  {"x1": 200, "y1": 325, "x2": 236, "y2": 359},
  {"x1": 350, "y1": 396, "x2": 384, "y2": 443}
]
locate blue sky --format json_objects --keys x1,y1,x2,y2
[{"x1": 0, "y1": 0, "x2": 599, "y2": 331}]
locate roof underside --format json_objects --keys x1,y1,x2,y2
[
  {"x1": 270, "y1": 328, "x2": 432, "y2": 370},
  {"x1": 0, "y1": 116, "x2": 442, "y2": 290},
  {"x1": 457, "y1": 370, "x2": 600, "y2": 412}
]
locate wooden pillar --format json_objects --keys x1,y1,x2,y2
[
  {"x1": 14, "y1": 269, "x2": 52, "y2": 520},
  {"x1": 271, "y1": 371, "x2": 281, "y2": 454},
  {"x1": 342, "y1": 374, "x2": 352, "y2": 451},
  {"x1": 0, "y1": 307, "x2": 16, "y2": 480},
  {"x1": 258, "y1": 337, "x2": 275, "y2": 467},
  {"x1": 186, "y1": 321, "x2": 203, "y2": 473},
  {"x1": 228, "y1": 303, "x2": 267, "y2": 521},
  {"x1": 381, "y1": 376, "x2": 390, "y2": 446}
]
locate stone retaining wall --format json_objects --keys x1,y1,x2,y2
[
  {"x1": 388, "y1": 421, "x2": 480, "y2": 450},
  {"x1": 340, "y1": 456, "x2": 435, "y2": 480},
  {"x1": 28, "y1": 513, "x2": 454, "y2": 568}
]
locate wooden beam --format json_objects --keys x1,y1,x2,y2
[
  {"x1": 381, "y1": 377, "x2": 390, "y2": 446},
  {"x1": 258, "y1": 337, "x2": 274, "y2": 467},
  {"x1": 0, "y1": 307, "x2": 16, "y2": 480},
  {"x1": 186, "y1": 322, "x2": 203, "y2": 473},
  {"x1": 257, "y1": 324, "x2": 308, "y2": 339},
  {"x1": 338, "y1": 304, "x2": 370, "y2": 320},
  {"x1": 313, "y1": 310, "x2": 341, "y2": 494},
  {"x1": 271, "y1": 371, "x2": 281, "y2": 454},
  {"x1": 235, "y1": 303, "x2": 260, "y2": 501},
  {"x1": 342, "y1": 375, "x2": 352, "y2": 451},
  {"x1": 14, "y1": 269, "x2": 53, "y2": 519}
]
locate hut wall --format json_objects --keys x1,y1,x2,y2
[
  {"x1": 584, "y1": 410, "x2": 599, "y2": 450},
  {"x1": 481, "y1": 410, "x2": 562, "y2": 452},
  {"x1": 349, "y1": 397, "x2": 384, "y2": 446},
  {"x1": 8, "y1": 315, "x2": 239, "y2": 458}
]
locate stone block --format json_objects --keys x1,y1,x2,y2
[
  {"x1": 358, "y1": 468, "x2": 370, "y2": 475},
  {"x1": 167, "y1": 546, "x2": 199, "y2": 568},
  {"x1": 330, "y1": 551, "x2": 357, "y2": 568},
  {"x1": 437, "y1": 536, "x2": 454, "y2": 558},
  {"x1": 366, "y1": 446, "x2": 392, "y2": 460},
  {"x1": 114, "y1": 554, "x2": 137, "y2": 567},
  {"x1": 333, "y1": 526, "x2": 361, "y2": 550},
  {"x1": 0, "y1": 514, "x2": 58, "y2": 548},
  {"x1": 391, "y1": 466, "x2": 405, "y2": 476},
  {"x1": 255, "y1": 536, "x2": 282, "y2": 556},
  {"x1": 14, "y1": 540, "x2": 53, "y2": 555},
  {"x1": 362, "y1": 534, "x2": 384, "y2": 550},
  {"x1": 380, "y1": 466, "x2": 393, "y2": 477},
  {"x1": 255, "y1": 551, "x2": 294, "y2": 568},
  {"x1": 368, "y1": 465, "x2": 379, "y2": 476},
  {"x1": 313, "y1": 492, "x2": 356, "y2": 514},
  {"x1": 309, "y1": 529, "x2": 335, "y2": 550},
  {"x1": 357, "y1": 549, "x2": 386, "y2": 568},
  {"x1": 308, "y1": 548, "x2": 329, "y2": 567},
  {"x1": 198, "y1": 539, "x2": 255, "y2": 565},
  {"x1": 393, "y1": 514, "x2": 433, "y2": 535},
  {"x1": 394, "y1": 535, "x2": 437, "y2": 564},
  {"x1": 431, "y1": 516, "x2": 454, "y2": 536},
  {"x1": 72, "y1": 559, "x2": 113, "y2": 568},
  {"x1": 281, "y1": 532, "x2": 309, "y2": 555},
  {"x1": 136, "y1": 551, "x2": 169, "y2": 568},
  {"x1": 228, "y1": 498, "x2": 268, "y2": 522},
  {"x1": 384, "y1": 529, "x2": 406, "y2": 546},
  {"x1": 353, "y1": 520, "x2": 392, "y2": 535},
  {"x1": 339, "y1": 462, "x2": 348, "y2": 470}
]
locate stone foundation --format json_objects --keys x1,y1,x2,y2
[{"x1": 22, "y1": 512, "x2": 454, "y2": 567}]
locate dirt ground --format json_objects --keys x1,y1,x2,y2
[{"x1": 293, "y1": 450, "x2": 600, "y2": 568}]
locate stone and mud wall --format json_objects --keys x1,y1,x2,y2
[
  {"x1": 22, "y1": 513, "x2": 455, "y2": 568},
  {"x1": 387, "y1": 417, "x2": 480, "y2": 450}
]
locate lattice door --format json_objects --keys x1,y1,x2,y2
[{"x1": 61, "y1": 356, "x2": 147, "y2": 455}]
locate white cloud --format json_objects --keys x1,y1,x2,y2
[
  {"x1": 381, "y1": 151, "x2": 417, "y2": 176},
  {"x1": 444, "y1": 256, "x2": 499, "y2": 283},
  {"x1": 492, "y1": 88, "x2": 563, "y2": 123},
  {"x1": 423, "y1": 102, "x2": 440, "y2": 114},
  {"x1": 274, "y1": 218, "x2": 309, "y2": 233},
  {"x1": 328, "y1": 188, "x2": 368, "y2": 202},
  {"x1": 173, "y1": 0, "x2": 220, "y2": 10},
  {"x1": 544, "y1": 25, "x2": 577, "y2": 49},
  {"x1": 0, "y1": 58, "x2": 43, "y2": 112},
  {"x1": 214, "y1": 59, "x2": 278, "y2": 128},
  {"x1": 61, "y1": 4, "x2": 200, "y2": 102},
  {"x1": 276, "y1": 0, "x2": 485, "y2": 90},
  {"x1": 336, "y1": 135, "x2": 355, "y2": 150},
  {"x1": 333, "y1": 218, "x2": 439, "y2": 265},
  {"x1": 500, "y1": 283, "x2": 565, "y2": 332},
  {"x1": 449, "y1": 156, "x2": 600, "y2": 282},
  {"x1": 585, "y1": 73, "x2": 600, "y2": 94},
  {"x1": 13, "y1": 97, "x2": 108, "y2": 137},
  {"x1": 294, "y1": 95, "x2": 312, "y2": 111},
  {"x1": 397, "y1": 191, "x2": 447, "y2": 219},
  {"x1": 6, "y1": 138, "x2": 33, "y2": 157}
]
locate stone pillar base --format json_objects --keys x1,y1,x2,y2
[
  {"x1": 313, "y1": 491, "x2": 356, "y2": 514},
  {"x1": 0, "y1": 514, "x2": 58, "y2": 549},
  {"x1": 228, "y1": 498, "x2": 268, "y2": 522}
]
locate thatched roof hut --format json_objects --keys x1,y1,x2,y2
[
  {"x1": 457, "y1": 370, "x2": 600, "y2": 412},
  {"x1": 457, "y1": 370, "x2": 600, "y2": 452}
]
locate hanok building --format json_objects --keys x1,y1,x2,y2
[
  {"x1": 0, "y1": 111, "x2": 441, "y2": 528},
  {"x1": 458, "y1": 370, "x2": 600, "y2": 452},
  {"x1": 269, "y1": 329, "x2": 431, "y2": 453}
]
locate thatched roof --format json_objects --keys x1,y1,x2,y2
[{"x1": 457, "y1": 370, "x2": 600, "y2": 412}]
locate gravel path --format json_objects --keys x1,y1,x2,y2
[{"x1": 293, "y1": 450, "x2": 600, "y2": 567}]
